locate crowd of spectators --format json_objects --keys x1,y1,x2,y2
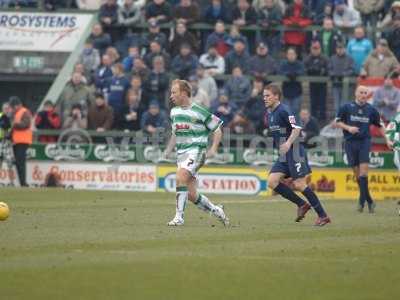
[{"x1": 7, "y1": 0, "x2": 400, "y2": 136}]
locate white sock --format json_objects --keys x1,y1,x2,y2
[
  {"x1": 195, "y1": 194, "x2": 216, "y2": 213},
  {"x1": 176, "y1": 187, "x2": 188, "y2": 219}
]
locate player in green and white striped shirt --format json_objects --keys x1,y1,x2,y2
[
  {"x1": 164, "y1": 79, "x2": 229, "y2": 226},
  {"x1": 386, "y1": 112, "x2": 400, "y2": 170}
]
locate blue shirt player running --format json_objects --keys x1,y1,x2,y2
[
  {"x1": 264, "y1": 83, "x2": 331, "y2": 226},
  {"x1": 335, "y1": 85, "x2": 392, "y2": 213}
]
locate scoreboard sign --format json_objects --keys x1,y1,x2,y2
[{"x1": 0, "y1": 12, "x2": 94, "y2": 52}]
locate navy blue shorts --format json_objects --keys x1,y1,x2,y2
[
  {"x1": 344, "y1": 139, "x2": 371, "y2": 167},
  {"x1": 270, "y1": 149, "x2": 311, "y2": 179}
]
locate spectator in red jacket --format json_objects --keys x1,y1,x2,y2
[
  {"x1": 35, "y1": 100, "x2": 61, "y2": 143},
  {"x1": 282, "y1": 0, "x2": 312, "y2": 56}
]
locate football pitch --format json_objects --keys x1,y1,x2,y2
[{"x1": 0, "y1": 188, "x2": 399, "y2": 300}]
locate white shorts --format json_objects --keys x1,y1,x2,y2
[
  {"x1": 394, "y1": 149, "x2": 400, "y2": 171},
  {"x1": 177, "y1": 150, "x2": 206, "y2": 178}
]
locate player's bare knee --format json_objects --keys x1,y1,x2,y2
[
  {"x1": 176, "y1": 169, "x2": 190, "y2": 186},
  {"x1": 268, "y1": 177, "x2": 279, "y2": 189}
]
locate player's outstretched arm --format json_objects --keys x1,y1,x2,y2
[{"x1": 207, "y1": 127, "x2": 222, "y2": 158}]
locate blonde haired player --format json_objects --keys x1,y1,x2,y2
[{"x1": 164, "y1": 79, "x2": 229, "y2": 226}]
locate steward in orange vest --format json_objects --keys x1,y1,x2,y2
[{"x1": 9, "y1": 96, "x2": 32, "y2": 187}]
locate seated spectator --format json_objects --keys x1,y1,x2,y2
[
  {"x1": 76, "y1": 0, "x2": 102, "y2": 10},
  {"x1": 378, "y1": 1, "x2": 400, "y2": 29},
  {"x1": 121, "y1": 89, "x2": 142, "y2": 131},
  {"x1": 169, "y1": 21, "x2": 198, "y2": 57},
  {"x1": 386, "y1": 15, "x2": 400, "y2": 61},
  {"x1": 144, "y1": 56, "x2": 169, "y2": 108},
  {"x1": 189, "y1": 75, "x2": 210, "y2": 108},
  {"x1": 304, "y1": 41, "x2": 329, "y2": 121},
  {"x1": 282, "y1": 0, "x2": 312, "y2": 56},
  {"x1": 145, "y1": 0, "x2": 172, "y2": 24},
  {"x1": 4, "y1": 0, "x2": 37, "y2": 8},
  {"x1": 360, "y1": 39, "x2": 399, "y2": 78},
  {"x1": 140, "y1": 101, "x2": 168, "y2": 134},
  {"x1": 346, "y1": 26, "x2": 373, "y2": 74},
  {"x1": 237, "y1": 77, "x2": 266, "y2": 134},
  {"x1": 105, "y1": 46, "x2": 120, "y2": 64},
  {"x1": 247, "y1": 42, "x2": 278, "y2": 78},
  {"x1": 131, "y1": 57, "x2": 151, "y2": 82},
  {"x1": 78, "y1": 38, "x2": 100, "y2": 83},
  {"x1": 196, "y1": 65, "x2": 218, "y2": 103},
  {"x1": 226, "y1": 25, "x2": 249, "y2": 52},
  {"x1": 144, "y1": 40, "x2": 171, "y2": 68},
  {"x1": 62, "y1": 104, "x2": 88, "y2": 130},
  {"x1": 299, "y1": 108, "x2": 320, "y2": 148},
  {"x1": 232, "y1": 0, "x2": 258, "y2": 26},
  {"x1": 253, "y1": 0, "x2": 285, "y2": 12},
  {"x1": 130, "y1": 75, "x2": 147, "y2": 110},
  {"x1": 171, "y1": 44, "x2": 198, "y2": 79},
  {"x1": 89, "y1": 23, "x2": 112, "y2": 55},
  {"x1": 205, "y1": 21, "x2": 230, "y2": 57},
  {"x1": 88, "y1": 93, "x2": 114, "y2": 132},
  {"x1": 44, "y1": 0, "x2": 63, "y2": 10},
  {"x1": 279, "y1": 47, "x2": 305, "y2": 116},
  {"x1": 99, "y1": 0, "x2": 118, "y2": 40},
  {"x1": 199, "y1": 44, "x2": 225, "y2": 76},
  {"x1": 73, "y1": 63, "x2": 88, "y2": 84},
  {"x1": 354, "y1": 0, "x2": 384, "y2": 28},
  {"x1": 225, "y1": 38, "x2": 250, "y2": 74},
  {"x1": 94, "y1": 54, "x2": 114, "y2": 90},
  {"x1": 118, "y1": 0, "x2": 143, "y2": 27},
  {"x1": 333, "y1": 0, "x2": 361, "y2": 29},
  {"x1": 173, "y1": 0, "x2": 200, "y2": 25},
  {"x1": 104, "y1": 63, "x2": 131, "y2": 116},
  {"x1": 258, "y1": 0, "x2": 283, "y2": 57},
  {"x1": 224, "y1": 66, "x2": 252, "y2": 109},
  {"x1": 328, "y1": 42, "x2": 356, "y2": 113},
  {"x1": 313, "y1": 17, "x2": 343, "y2": 58},
  {"x1": 122, "y1": 46, "x2": 140, "y2": 72},
  {"x1": 35, "y1": 100, "x2": 61, "y2": 143},
  {"x1": 373, "y1": 76, "x2": 400, "y2": 122},
  {"x1": 141, "y1": 20, "x2": 168, "y2": 51},
  {"x1": 212, "y1": 91, "x2": 237, "y2": 126},
  {"x1": 203, "y1": 0, "x2": 231, "y2": 24},
  {"x1": 313, "y1": 1, "x2": 334, "y2": 25},
  {"x1": 59, "y1": 72, "x2": 94, "y2": 122}
]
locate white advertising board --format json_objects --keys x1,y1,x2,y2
[{"x1": 0, "y1": 12, "x2": 94, "y2": 52}]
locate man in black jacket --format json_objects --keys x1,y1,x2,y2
[
  {"x1": 328, "y1": 42, "x2": 355, "y2": 113},
  {"x1": 300, "y1": 108, "x2": 320, "y2": 148},
  {"x1": 304, "y1": 41, "x2": 329, "y2": 122}
]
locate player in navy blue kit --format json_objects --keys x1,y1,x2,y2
[
  {"x1": 264, "y1": 83, "x2": 331, "y2": 226},
  {"x1": 335, "y1": 85, "x2": 392, "y2": 213}
]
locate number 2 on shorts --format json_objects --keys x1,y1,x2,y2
[{"x1": 187, "y1": 159, "x2": 194, "y2": 166}]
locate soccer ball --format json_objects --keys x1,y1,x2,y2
[{"x1": 0, "y1": 202, "x2": 10, "y2": 221}]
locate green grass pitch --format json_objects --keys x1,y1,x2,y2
[{"x1": 0, "y1": 188, "x2": 399, "y2": 300}]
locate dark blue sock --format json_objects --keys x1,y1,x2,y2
[
  {"x1": 357, "y1": 178, "x2": 366, "y2": 207},
  {"x1": 274, "y1": 183, "x2": 306, "y2": 207},
  {"x1": 302, "y1": 187, "x2": 327, "y2": 218},
  {"x1": 359, "y1": 176, "x2": 373, "y2": 204}
]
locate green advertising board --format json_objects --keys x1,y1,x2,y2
[{"x1": 26, "y1": 143, "x2": 398, "y2": 170}]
